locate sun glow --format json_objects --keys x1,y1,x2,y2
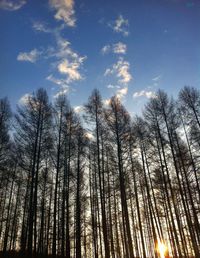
[{"x1": 156, "y1": 240, "x2": 168, "y2": 258}]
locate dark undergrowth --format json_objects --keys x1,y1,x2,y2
[
  {"x1": 0, "y1": 251, "x2": 196, "y2": 258},
  {"x1": 0, "y1": 251, "x2": 66, "y2": 258}
]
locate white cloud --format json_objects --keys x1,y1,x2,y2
[
  {"x1": 49, "y1": 0, "x2": 76, "y2": 27},
  {"x1": 101, "y1": 45, "x2": 110, "y2": 55},
  {"x1": 74, "y1": 105, "x2": 84, "y2": 113},
  {"x1": 46, "y1": 74, "x2": 71, "y2": 98},
  {"x1": 0, "y1": 0, "x2": 26, "y2": 11},
  {"x1": 107, "y1": 84, "x2": 120, "y2": 89},
  {"x1": 152, "y1": 75, "x2": 162, "y2": 82},
  {"x1": 110, "y1": 15, "x2": 129, "y2": 36},
  {"x1": 16, "y1": 34, "x2": 86, "y2": 96},
  {"x1": 105, "y1": 57, "x2": 132, "y2": 85},
  {"x1": 56, "y1": 38, "x2": 86, "y2": 62},
  {"x1": 45, "y1": 37, "x2": 86, "y2": 67},
  {"x1": 47, "y1": 74, "x2": 69, "y2": 87},
  {"x1": 53, "y1": 86, "x2": 70, "y2": 98},
  {"x1": 45, "y1": 36, "x2": 86, "y2": 97},
  {"x1": 116, "y1": 87, "x2": 128, "y2": 100},
  {"x1": 44, "y1": 37, "x2": 86, "y2": 86},
  {"x1": 18, "y1": 93, "x2": 32, "y2": 105},
  {"x1": 58, "y1": 59, "x2": 83, "y2": 82},
  {"x1": 17, "y1": 49, "x2": 41, "y2": 63},
  {"x1": 107, "y1": 84, "x2": 114, "y2": 89},
  {"x1": 101, "y1": 42, "x2": 127, "y2": 55},
  {"x1": 32, "y1": 21, "x2": 51, "y2": 33},
  {"x1": 113, "y1": 42, "x2": 127, "y2": 54},
  {"x1": 151, "y1": 74, "x2": 162, "y2": 87},
  {"x1": 54, "y1": 38, "x2": 86, "y2": 83},
  {"x1": 133, "y1": 90, "x2": 156, "y2": 99}
]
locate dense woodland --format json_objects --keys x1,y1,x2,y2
[{"x1": 0, "y1": 86, "x2": 200, "y2": 258}]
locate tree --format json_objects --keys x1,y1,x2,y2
[
  {"x1": 0, "y1": 86, "x2": 200, "y2": 258},
  {"x1": 85, "y1": 89, "x2": 110, "y2": 258},
  {"x1": 14, "y1": 88, "x2": 52, "y2": 254},
  {"x1": 105, "y1": 96, "x2": 134, "y2": 258}
]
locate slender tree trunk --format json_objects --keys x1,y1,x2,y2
[
  {"x1": 75, "y1": 137, "x2": 81, "y2": 258},
  {"x1": 52, "y1": 106, "x2": 63, "y2": 255},
  {"x1": 3, "y1": 169, "x2": 15, "y2": 253}
]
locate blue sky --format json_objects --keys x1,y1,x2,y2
[{"x1": 0, "y1": 0, "x2": 200, "y2": 114}]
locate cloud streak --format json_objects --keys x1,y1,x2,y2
[
  {"x1": 46, "y1": 37, "x2": 86, "y2": 97},
  {"x1": 105, "y1": 57, "x2": 132, "y2": 85},
  {"x1": 113, "y1": 42, "x2": 127, "y2": 54},
  {"x1": 47, "y1": 74, "x2": 69, "y2": 87},
  {"x1": 17, "y1": 49, "x2": 41, "y2": 63},
  {"x1": 133, "y1": 90, "x2": 156, "y2": 99},
  {"x1": 32, "y1": 21, "x2": 51, "y2": 33},
  {"x1": 58, "y1": 59, "x2": 83, "y2": 82},
  {"x1": 110, "y1": 15, "x2": 129, "y2": 36},
  {"x1": 74, "y1": 105, "x2": 84, "y2": 113},
  {"x1": 0, "y1": 0, "x2": 26, "y2": 11},
  {"x1": 51, "y1": 37, "x2": 86, "y2": 84},
  {"x1": 47, "y1": 75, "x2": 71, "y2": 98},
  {"x1": 49, "y1": 0, "x2": 76, "y2": 27},
  {"x1": 116, "y1": 87, "x2": 128, "y2": 100},
  {"x1": 101, "y1": 45, "x2": 111, "y2": 55},
  {"x1": 152, "y1": 75, "x2": 162, "y2": 82},
  {"x1": 101, "y1": 42, "x2": 127, "y2": 55},
  {"x1": 17, "y1": 34, "x2": 86, "y2": 100}
]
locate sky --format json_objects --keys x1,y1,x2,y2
[{"x1": 0, "y1": 0, "x2": 200, "y2": 115}]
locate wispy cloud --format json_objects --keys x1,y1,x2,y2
[
  {"x1": 53, "y1": 86, "x2": 70, "y2": 98},
  {"x1": 32, "y1": 21, "x2": 51, "y2": 33},
  {"x1": 49, "y1": 0, "x2": 76, "y2": 27},
  {"x1": 58, "y1": 59, "x2": 83, "y2": 82},
  {"x1": 17, "y1": 49, "x2": 41, "y2": 63},
  {"x1": 107, "y1": 84, "x2": 120, "y2": 89},
  {"x1": 105, "y1": 57, "x2": 132, "y2": 85},
  {"x1": 32, "y1": 20, "x2": 65, "y2": 35},
  {"x1": 46, "y1": 74, "x2": 69, "y2": 87},
  {"x1": 0, "y1": 0, "x2": 26, "y2": 11},
  {"x1": 133, "y1": 90, "x2": 156, "y2": 99},
  {"x1": 151, "y1": 74, "x2": 162, "y2": 87},
  {"x1": 110, "y1": 15, "x2": 129, "y2": 36},
  {"x1": 52, "y1": 37, "x2": 86, "y2": 84},
  {"x1": 152, "y1": 75, "x2": 162, "y2": 82},
  {"x1": 101, "y1": 45, "x2": 111, "y2": 55},
  {"x1": 17, "y1": 36, "x2": 86, "y2": 92},
  {"x1": 55, "y1": 37, "x2": 86, "y2": 61},
  {"x1": 46, "y1": 37, "x2": 86, "y2": 97},
  {"x1": 46, "y1": 75, "x2": 71, "y2": 98},
  {"x1": 116, "y1": 87, "x2": 128, "y2": 100},
  {"x1": 74, "y1": 105, "x2": 84, "y2": 113},
  {"x1": 113, "y1": 42, "x2": 127, "y2": 54},
  {"x1": 18, "y1": 16, "x2": 86, "y2": 97},
  {"x1": 101, "y1": 42, "x2": 127, "y2": 55}
]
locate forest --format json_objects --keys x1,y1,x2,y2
[{"x1": 0, "y1": 86, "x2": 200, "y2": 258}]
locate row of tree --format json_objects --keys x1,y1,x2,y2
[{"x1": 0, "y1": 86, "x2": 199, "y2": 257}]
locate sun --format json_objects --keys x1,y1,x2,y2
[{"x1": 156, "y1": 240, "x2": 168, "y2": 258}]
